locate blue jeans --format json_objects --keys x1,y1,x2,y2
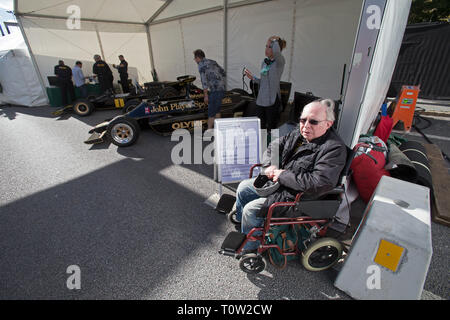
[
  {"x1": 208, "y1": 90, "x2": 225, "y2": 117},
  {"x1": 235, "y1": 178, "x2": 266, "y2": 251}
]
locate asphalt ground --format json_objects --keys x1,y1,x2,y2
[{"x1": 0, "y1": 105, "x2": 448, "y2": 300}]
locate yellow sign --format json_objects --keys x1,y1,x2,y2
[
  {"x1": 172, "y1": 120, "x2": 207, "y2": 130},
  {"x1": 114, "y1": 98, "x2": 125, "y2": 108},
  {"x1": 374, "y1": 239, "x2": 405, "y2": 272}
]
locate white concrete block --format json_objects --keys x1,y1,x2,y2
[{"x1": 334, "y1": 176, "x2": 433, "y2": 300}]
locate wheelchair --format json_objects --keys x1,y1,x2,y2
[{"x1": 218, "y1": 142, "x2": 383, "y2": 274}]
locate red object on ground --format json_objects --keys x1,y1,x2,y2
[
  {"x1": 351, "y1": 149, "x2": 390, "y2": 203},
  {"x1": 374, "y1": 115, "x2": 394, "y2": 143}
]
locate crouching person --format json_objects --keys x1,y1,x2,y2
[{"x1": 235, "y1": 99, "x2": 347, "y2": 252}]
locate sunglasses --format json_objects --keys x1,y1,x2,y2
[{"x1": 299, "y1": 118, "x2": 327, "y2": 125}]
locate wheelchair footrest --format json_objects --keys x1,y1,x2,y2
[
  {"x1": 215, "y1": 194, "x2": 236, "y2": 214},
  {"x1": 219, "y1": 231, "x2": 246, "y2": 256}
]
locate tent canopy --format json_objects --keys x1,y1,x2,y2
[{"x1": 14, "y1": 0, "x2": 362, "y2": 96}]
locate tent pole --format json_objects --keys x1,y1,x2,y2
[
  {"x1": 223, "y1": 0, "x2": 228, "y2": 90},
  {"x1": 288, "y1": 2, "x2": 296, "y2": 82},
  {"x1": 145, "y1": 24, "x2": 156, "y2": 78},
  {"x1": 16, "y1": 15, "x2": 49, "y2": 104},
  {"x1": 145, "y1": 0, "x2": 173, "y2": 25},
  {"x1": 95, "y1": 25, "x2": 105, "y2": 61}
]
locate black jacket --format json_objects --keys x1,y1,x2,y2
[
  {"x1": 117, "y1": 60, "x2": 128, "y2": 77},
  {"x1": 54, "y1": 65, "x2": 72, "y2": 82},
  {"x1": 93, "y1": 60, "x2": 113, "y2": 79},
  {"x1": 259, "y1": 127, "x2": 347, "y2": 217}
]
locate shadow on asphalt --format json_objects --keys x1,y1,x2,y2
[
  {"x1": 0, "y1": 104, "x2": 121, "y2": 128},
  {"x1": 0, "y1": 143, "x2": 220, "y2": 299}
]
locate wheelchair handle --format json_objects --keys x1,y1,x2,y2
[{"x1": 249, "y1": 164, "x2": 262, "y2": 178}]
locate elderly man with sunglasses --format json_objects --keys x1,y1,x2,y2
[{"x1": 234, "y1": 99, "x2": 348, "y2": 253}]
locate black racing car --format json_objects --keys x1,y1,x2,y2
[
  {"x1": 84, "y1": 90, "x2": 254, "y2": 147},
  {"x1": 52, "y1": 75, "x2": 202, "y2": 117}
]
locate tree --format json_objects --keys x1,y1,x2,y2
[{"x1": 408, "y1": 0, "x2": 450, "y2": 24}]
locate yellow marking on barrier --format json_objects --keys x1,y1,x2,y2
[{"x1": 374, "y1": 239, "x2": 405, "y2": 272}]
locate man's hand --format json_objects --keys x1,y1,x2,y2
[
  {"x1": 273, "y1": 169, "x2": 285, "y2": 182},
  {"x1": 263, "y1": 165, "x2": 278, "y2": 179},
  {"x1": 203, "y1": 90, "x2": 209, "y2": 105}
]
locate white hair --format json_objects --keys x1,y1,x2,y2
[
  {"x1": 320, "y1": 99, "x2": 335, "y2": 122},
  {"x1": 303, "y1": 99, "x2": 335, "y2": 122}
]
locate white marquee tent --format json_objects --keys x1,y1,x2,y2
[{"x1": 13, "y1": 0, "x2": 412, "y2": 146}]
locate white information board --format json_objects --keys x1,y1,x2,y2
[{"x1": 214, "y1": 117, "x2": 262, "y2": 184}]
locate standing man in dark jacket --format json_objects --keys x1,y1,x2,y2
[
  {"x1": 54, "y1": 60, "x2": 75, "y2": 106},
  {"x1": 113, "y1": 55, "x2": 129, "y2": 93},
  {"x1": 93, "y1": 54, "x2": 114, "y2": 94},
  {"x1": 234, "y1": 99, "x2": 347, "y2": 252}
]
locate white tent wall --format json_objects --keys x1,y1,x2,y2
[
  {"x1": 150, "y1": 11, "x2": 224, "y2": 89},
  {"x1": 20, "y1": 16, "x2": 101, "y2": 87},
  {"x1": 291, "y1": 0, "x2": 363, "y2": 99},
  {"x1": 97, "y1": 23, "x2": 152, "y2": 84},
  {"x1": 352, "y1": 0, "x2": 411, "y2": 146},
  {"x1": 150, "y1": 20, "x2": 187, "y2": 83},
  {"x1": 227, "y1": 0, "x2": 295, "y2": 91},
  {"x1": 227, "y1": 0, "x2": 363, "y2": 98},
  {"x1": 0, "y1": 49, "x2": 48, "y2": 107},
  {"x1": 181, "y1": 12, "x2": 224, "y2": 87},
  {"x1": 19, "y1": 16, "x2": 150, "y2": 88}
]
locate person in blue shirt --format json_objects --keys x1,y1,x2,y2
[
  {"x1": 73, "y1": 61, "x2": 89, "y2": 98},
  {"x1": 193, "y1": 49, "x2": 226, "y2": 129}
]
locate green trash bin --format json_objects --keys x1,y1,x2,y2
[{"x1": 47, "y1": 83, "x2": 101, "y2": 107}]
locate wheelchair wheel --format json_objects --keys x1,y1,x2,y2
[
  {"x1": 227, "y1": 209, "x2": 240, "y2": 225},
  {"x1": 301, "y1": 237, "x2": 342, "y2": 272},
  {"x1": 239, "y1": 254, "x2": 265, "y2": 274}
]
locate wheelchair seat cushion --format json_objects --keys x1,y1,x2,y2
[{"x1": 290, "y1": 199, "x2": 341, "y2": 219}]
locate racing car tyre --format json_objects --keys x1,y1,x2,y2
[
  {"x1": 122, "y1": 99, "x2": 141, "y2": 114},
  {"x1": 159, "y1": 87, "x2": 180, "y2": 99},
  {"x1": 243, "y1": 100, "x2": 257, "y2": 117},
  {"x1": 106, "y1": 117, "x2": 140, "y2": 147},
  {"x1": 73, "y1": 99, "x2": 94, "y2": 116},
  {"x1": 230, "y1": 88, "x2": 251, "y2": 97}
]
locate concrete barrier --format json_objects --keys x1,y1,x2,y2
[{"x1": 334, "y1": 176, "x2": 433, "y2": 299}]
